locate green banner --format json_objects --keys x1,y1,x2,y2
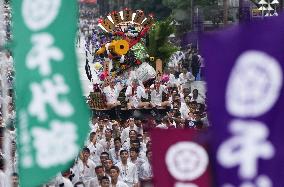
[{"x1": 13, "y1": 1, "x2": 90, "y2": 186}]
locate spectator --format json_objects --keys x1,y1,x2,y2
[
  {"x1": 72, "y1": 147, "x2": 96, "y2": 184},
  {"x1": 109, "y1": 166, "x2": 128, "y2": 187},
  {"x1": 139, "y1": 150, "x2": 153, "y2": 182},
  {"x1": 116, "y1": 150, "x2": 139, "y2": 187}
]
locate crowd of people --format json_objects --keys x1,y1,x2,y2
[
  {"x1": 0, "y1": 3, "x2": 209, "y2": 187},
  {"x1": 50, "y1": 11, "x2": 208, "y2": 187},
  {"x1": 41, "y1": 40, "x2": 208, "y2": 186},
  {"x1": 77, "y1": 4, "x2": 101, "y2": 48},
  {"x1": 93, "y1": 68, "x2": 207, "y2": 123},
  {"x1": 45, "y1": 4, "x2": 209, "y2": 186},
  {"x1": 0, "y1": 2, "x2": 16, "y2": 185},
  {"x1": 46, "y1": 31, "x2": 208, "y2": 186},
  {"x1": 46, "y1": 104, "x2": 208, "y2": 187}
]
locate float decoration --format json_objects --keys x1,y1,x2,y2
[
  {"x1": 146, "y1": 18, "x2": 179, "y2": 68},
  {"x1": 94, "y1": 9, "x2": 155, "y2": 77}
]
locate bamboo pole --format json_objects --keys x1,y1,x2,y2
[{"x1": 156, "y1": 58, "x2": 163, "y2": 79}]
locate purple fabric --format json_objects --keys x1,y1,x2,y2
[{"x1": 201, "y1": 13, "x2": 284, "y2": 187}]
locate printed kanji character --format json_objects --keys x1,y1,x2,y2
[
  {"x1": 26, "y1": 33, "x2": 63, "y2": 76},
  {"x1": 217, "y1": 120, "x2": 274, "y2": 179},
  {"x1": 28, "y1": 74, "x2": 74, "y2": 121},
  {"x1": 32, "y1": 120, "x2": 78, "y2": 168},
  {"x1": 22, "y1": 0, "x2": 61, "y2": 31}
]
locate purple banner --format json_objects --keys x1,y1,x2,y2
[{"x1": 201, "y1": 14, "x2": 284, "y2": 187}]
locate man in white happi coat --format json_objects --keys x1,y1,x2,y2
[
  {"x1": 121, "y1": 117, "x2": 139, "y2": 143},
  {"x1": 116, "y1": 150, "x2": 139, "y2": 187},
  {"x1": 178, "y1": 68, "x2": 195, "y2": 90},
  {"x1": 167, "y1": 67, "x2": 179, "y2": 87},
  {"x1": 100, "y1": 176, "x2": 111, "y2": 187},
  {"x1": 88, "y1": 165, "x2": 110, "y2": 187},
  {"x1": 103, "y1": 78, "x2": 123, "y2": 109},
  {"x1": 139, "y1": 150, "x2": 153, "y2": 183},
  {"x1": 109, "y1": 137, "x2": 123, "y2": 165},
  {"x1": 0, "y1": 157, "x2": 8, "y2": 187},
  {"x1": 72, "y1": 148, "x2": 96, "y2": 185},
  {"x1": 189, "y1": 89, "x2": 205, "y2": 104},
  {"x1": 122, "y1": 130, "x2": 138, "y2": 151},
  {"x1": 179, "y1": 95, "x2": 192, "y2": 120},
  {"x1": 110, "y1": 166, "x2": 128, "y2": 187},
  {"x1": 99, "y1": 128, "x2": 114, "y2": 152},
  {"x1": 149, "y1": 80, "x2": 169, "y2": 108},
  {"x1": 87, "y1": 132, "x2": 104, "y2": 165},
  {"x1": 125, "y1": 79, "x2": 148, "y2": 109},
  {"x1": 95, "y1": 118, "x2": 107, "y2": 141},
  {"x1": 129, "y1": 148, "x2": 145, "y2": 177}
]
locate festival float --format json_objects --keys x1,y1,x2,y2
[{"x1": 87, "y1": 9, "x2": 178, "y2": 109}]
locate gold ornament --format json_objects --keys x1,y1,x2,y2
[
  {"x1": 94, "y1": 62, "x2": 102, "y2": 70},
  {"x1": 96, "y1": 45, "x2": 106, "y2": 55},
  {"x1": 111, "y1": 72, "x2": 116, "y2": 77},
  {"x1": 109, "y1": 40, "x2": 129, "y2": 56}
]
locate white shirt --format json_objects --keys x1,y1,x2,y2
[
  {"x1": 109, "y1": 148, "x2": 122, "y2": 165},
  {"x1": 116, "y1": 162, "x2": 138, "y2": 186},
  {"x1": 45, "y1": 173, "x2": 64, "y2": 186},
  {"x1": 89, "y1": 122, "x2": 97, "y2": 133},
  {"x1": 99, "y1": 138, "x2": 114, "y2": 152},
  {"x1": 72, "y1": 159, "x2": 96, "y2": 184},
  {"x1": 96, "y1": 128, "x2": 106, "y2": 141},
  {"x1": 139, "y1": 151, "x2": 147, "y2": 161},
  {"x1": 168, "y1": 51, "x2": 184, "y2": 69},
  {"x1": 150, "y1": 84, "x2": 168, "y2": 106},
  {"x1": 122, "y1": 138, "x2": 131, "y2": 151},
  {"x1": 180, "y1": 102, "x2": 190, "y2": 120},
  {"x1": 62, "y1": 177, "x2": 74, "y2": 187},
  {"x1": 140, "y1": 142, "x2": 147, "y2": 154},
  {"x1": 89, "y1": 175, "x2": 111, "y2": 187},
  {"x1": 0, "y1": 55, "x2": 13, "y2": 74},
  {"x1": 178, "y1": 72, "x2": 195, "y2": 87},
  {"x1": 139, "y1": 161, "x2": 153, "y2": 180},
  {"x1": 0, "y1": 170, "x2": 8, "y2": 187},
  {"x1": 87, "y1": 142, "x2": 104, "y2": 165},
  {"x1": 111, "y1": 180, "x2": 129, "y2": 187},
  {"x1": 87, "y1": 177, "x2": 100, "y2": 187},
  {"x1": 168, "y1": 73, "x2": 178, "y2": 87},
  {"x1": 129, "y1": 158, "x2": 145, "y2": 176},
  {"x1": 103, "y1": 84, "x2": 122, "y2": 104},
  {"x1": 125, "y1": 85, "x2": 147, "y2": 108},
  {"x1": 156, "y1": 123, "x2": 168, "y2": 129},
  {"x1": 189, "y1": 93, "x2": 205, "y2": 104},
  {"x1": 121, "y1": 125, "x2": 139, "y2": 143},
  {"x1": 91, "y1": 122, "x2": 110, "y2": 133}
]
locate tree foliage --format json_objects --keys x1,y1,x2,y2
[
  {"x1": 162, "y1": 0, "x2": 218, "y2": 9},
  {"x1": 130, "y1": 0, "x2": 171, "y2": 20},
  {"x1": 162, "y1": 0, "x2": 191, "y2": 9},
  {"x1": 146, "y1": 18, "x2": 179, "y2": 63}
]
